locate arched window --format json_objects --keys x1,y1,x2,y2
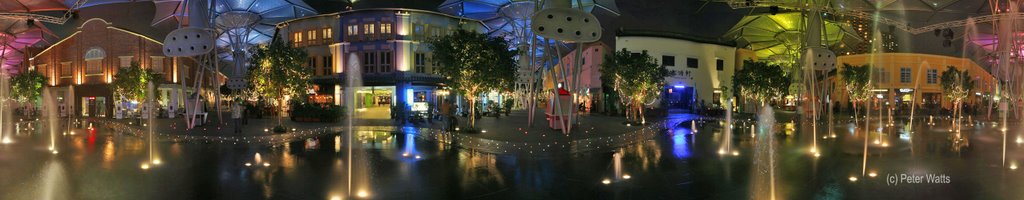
[
  {"x1": 84, "y1": 47, "x2": 106, "y2": 59},
  {"x1": 84, "y1": 47, "x2": 105, "y2": 74}
]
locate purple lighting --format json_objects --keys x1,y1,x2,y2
[{"x1": 0, "y1": 20, "x2": 57, "y2": 72}]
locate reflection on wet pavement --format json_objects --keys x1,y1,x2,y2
[{"x1": 1, "y1": 116, "x2": 1024, "y2": 199}]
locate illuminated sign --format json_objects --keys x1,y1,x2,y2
[
  {"x1": 899, "y1": 88, "x2": 914, "y2": 93},
  {"x1": 411, "y1": 102, "x2": 428, "y2": 111}
]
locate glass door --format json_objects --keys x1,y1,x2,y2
[{"x1": 96, "y1": 97, "x2": 106, "y2": 117}]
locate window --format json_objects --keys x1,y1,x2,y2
[
  {"x1": 151, "y1": 56, "x2": 164, "y2": 72},
  {"x1": 875, "y1": 68, "x2": 889, "y2": 83},
  {"x1": 415, "y1": 53, "x2": 426, "y2": 73},
  {"x1": 347, "y1": 25, "x2": 358, "y2": 36},
  {"x1": 363, "y1": 52, "x2": 376, "y2": 73},
  {"x1": 415, "y1": 91, "x2": 427, "y2": 102},
  {"x1": 900, "y1": 67, "x2": 911, "y2": 83},
  {"x1": 381, "y1": 23, "x2": 392, "y2": 34},
  {"x1": 308, "y1": 57, "x2": 316, "y2": 69},
  {"x1": 322, "y1": 56, "x2": 332, "y2": 75},
  {"x1": 322, "y1": 28, "x2": 332, "y2": 40},
  {"x1": 307, "y1": 30, "x2": 317, "y2": 45},
  {"x1": 432, "y1": 26, "x2": 442, "y2": 37},
  {"x1": 119, "y1": 56, "x2": 132, "y2": 68},
  {"x1": 363, "y1": 23, "x2": 375, "y2": 35},
  {"x1": 414, "y1": 24, "x2": 424, "y2": 35},
  {"x1": 661, "y1": 56, "x2": 675, "y2": 67},
  {"x1": 927, "y1": 69, "x2": 937, "y2": 84},
  {"x1": 712, "y1": 92, "x2": 722, "y2": 106},
  {"x1": 686, "y1": 58, "x2": 698, "y2": 68},
  {"x1": 380, "y1": 51, "x2": 392, "y2": 73},
  {"x1": 293, "y1": 32, "x2": 303, "y2": 47},
  {"x1": 60, "y1": 62, "x2": 71, "y2": 77},
  {"x1": 716, "y1": 59, "x2": 724, "y2": 71},
  {"x1": 85, "y1": 60, "x2": 102, "y2": 75}
]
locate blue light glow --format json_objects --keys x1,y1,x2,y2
[
  {"x1": 673, "y1": 85, "x2": 685, "y2": 89},
  {"x1": 401, "y1": 126, "x2": 420, "y2": 162},
  {"x1": 672, "y1": 129, "x2": 691, "y2": 158},
  {"x1": 405, "y1": 89, "x2": 414, "y2": 107}
]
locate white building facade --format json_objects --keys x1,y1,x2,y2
[
  {"x1": 615, "y1": 30, "x2": 747, "y2": 110},
  {"x1": 278, "y1": 9, "x2": 487, "y2": 116}
]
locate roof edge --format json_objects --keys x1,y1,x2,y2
[
  {"x1": 276, "y1": 8, "x2": 488, "y2": 29},
  {"x1": 616, "y1": 29, "x2": 736, "y2": 47}
]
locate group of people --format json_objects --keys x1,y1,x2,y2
[{"x1": 231, "y1": 99, "x2": 262, "y2": 134}]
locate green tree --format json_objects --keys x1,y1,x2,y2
[
  {"x1": 425, "y1": 29, "x2": 518, "y2": 129},
  {"x1": 733, "y1": 60, "x2": 791, "y2": 108},
  {"x1": 840, "y1": 63, "x2": 872, "y2": 118},
  {"x1": 110, "y1": 62, "x2": 161, "y2": 104},
  {"x1": 247, "y1": 40, "x2": 313, "y2": 127},
  {"x1": 10, "y1": 71, "x2": 46, "y2": 103},
  {"x1": 601, "y1": 49, "x2": 669, "y2": 123},
  {"x1": 940, "y1": 66, "x2": 975, "y2": 129}
]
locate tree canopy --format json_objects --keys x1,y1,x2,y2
[
  {"x1": 840, "y1": 63, "x2": 873, "y2": 103},
  {"x1": 733, "y1": 60, "x2": 791, "y2": 104},
  {"x1": 109, "y1": 62, "x2": 161, "y2": 103},
  {"x1": 940, "y1": 66, "x2": 975, "y2": 103},
  {"x1": 247, "y1": 40, "x2": 313, "y2": 126},
  {"x1": 247, "y1": 40, "x2": 312, "y2": 102},
  {"x1": 10, "y1": 70, "x2": 46, "y2": 103},
  {"x1": 601, "y1": 48, "x2": 669, "y2": 122},
  {"x1": 425, "y1": 29, "x2": 518, "y2": 128}
]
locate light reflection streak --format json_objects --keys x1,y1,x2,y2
[
  {"x1": 672, "y1": 128, "x2": 691, "y2": 159},
  {"x1": 102, "y1": 138, "x2": 115, "y2": 169}
]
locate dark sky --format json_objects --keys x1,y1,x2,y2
[{"x1": 43, "y1": 0, "x2": 981, "y2": 60}]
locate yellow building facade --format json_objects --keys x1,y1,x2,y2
[{"x1": 829, "y1": 53, "x2": 996, "y2": 112}]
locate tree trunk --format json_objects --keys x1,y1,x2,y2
[
  {"x1": 951, "y1": 100, "x2": 958, "y2": 130},
  {"x1": 853, "y1": 100, "x2": 859, "y2": 123},
  {"x1": 637, "y1": 100, "x2": 645, "y2": 124},
  {"x1": 468, "y1": 96, "x2": 477, "y2": 129},
  {"x1": 278, "y1": 88, "x2": 285, "y2": 127}
]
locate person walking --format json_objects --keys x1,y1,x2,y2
[
  {"x1": 440, "y1": 101, "x2": 451, "y2": 129},
  {"x1": 232, "y1": 100, "x2": 243, "y2": 134},
  {"x1": 242, "y1": 101, "x2": 249, "y2": 125}
]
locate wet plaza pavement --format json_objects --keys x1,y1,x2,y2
[{"x1": 2, "y1": 113, "x2": 1024, "y2": 199}]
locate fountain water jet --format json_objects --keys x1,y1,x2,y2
[
  {"x1": 37, "y1": 161, "x2": 70, "y2": 200},
  {"x1": 719, "y1": 99, "x2": 734, "y2": 155},
  {"x1": 43, "y1": 87, "x2": 58, "y2": 153},
  {"x1": 750, "y1": 106, "x2": 777, "y2": 200},
  {"x1": 147, "y1": 82, "x2": 158, "y2": 165},
  {"x1": 0, "y1": 69, "x2": 12, "y2": 144},
  {"x1": 341, "y1": 52, "x2": 373, "y2": 198}
]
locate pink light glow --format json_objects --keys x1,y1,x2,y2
[{"x1": 0, "y1": 19, "x2": 56, "y2": 72}]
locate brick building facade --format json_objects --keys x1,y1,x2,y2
[{"x1": 29, "y1": 18, "x2": 219, "y2": 118}]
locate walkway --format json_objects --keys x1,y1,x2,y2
[{"x1": 81, "y1": 109, "x2": 697, "y2": 155}]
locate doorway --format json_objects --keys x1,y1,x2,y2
[
  {"x1": 81, "y1": 97, "x2": 107, "y2": 117},
  {"x1": 664, "y1": 86, "x2": 695, "y2": 110}
]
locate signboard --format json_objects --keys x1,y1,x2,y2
[{"x1": 411, "y1": 102, "x2": 428, "y2": 112}]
